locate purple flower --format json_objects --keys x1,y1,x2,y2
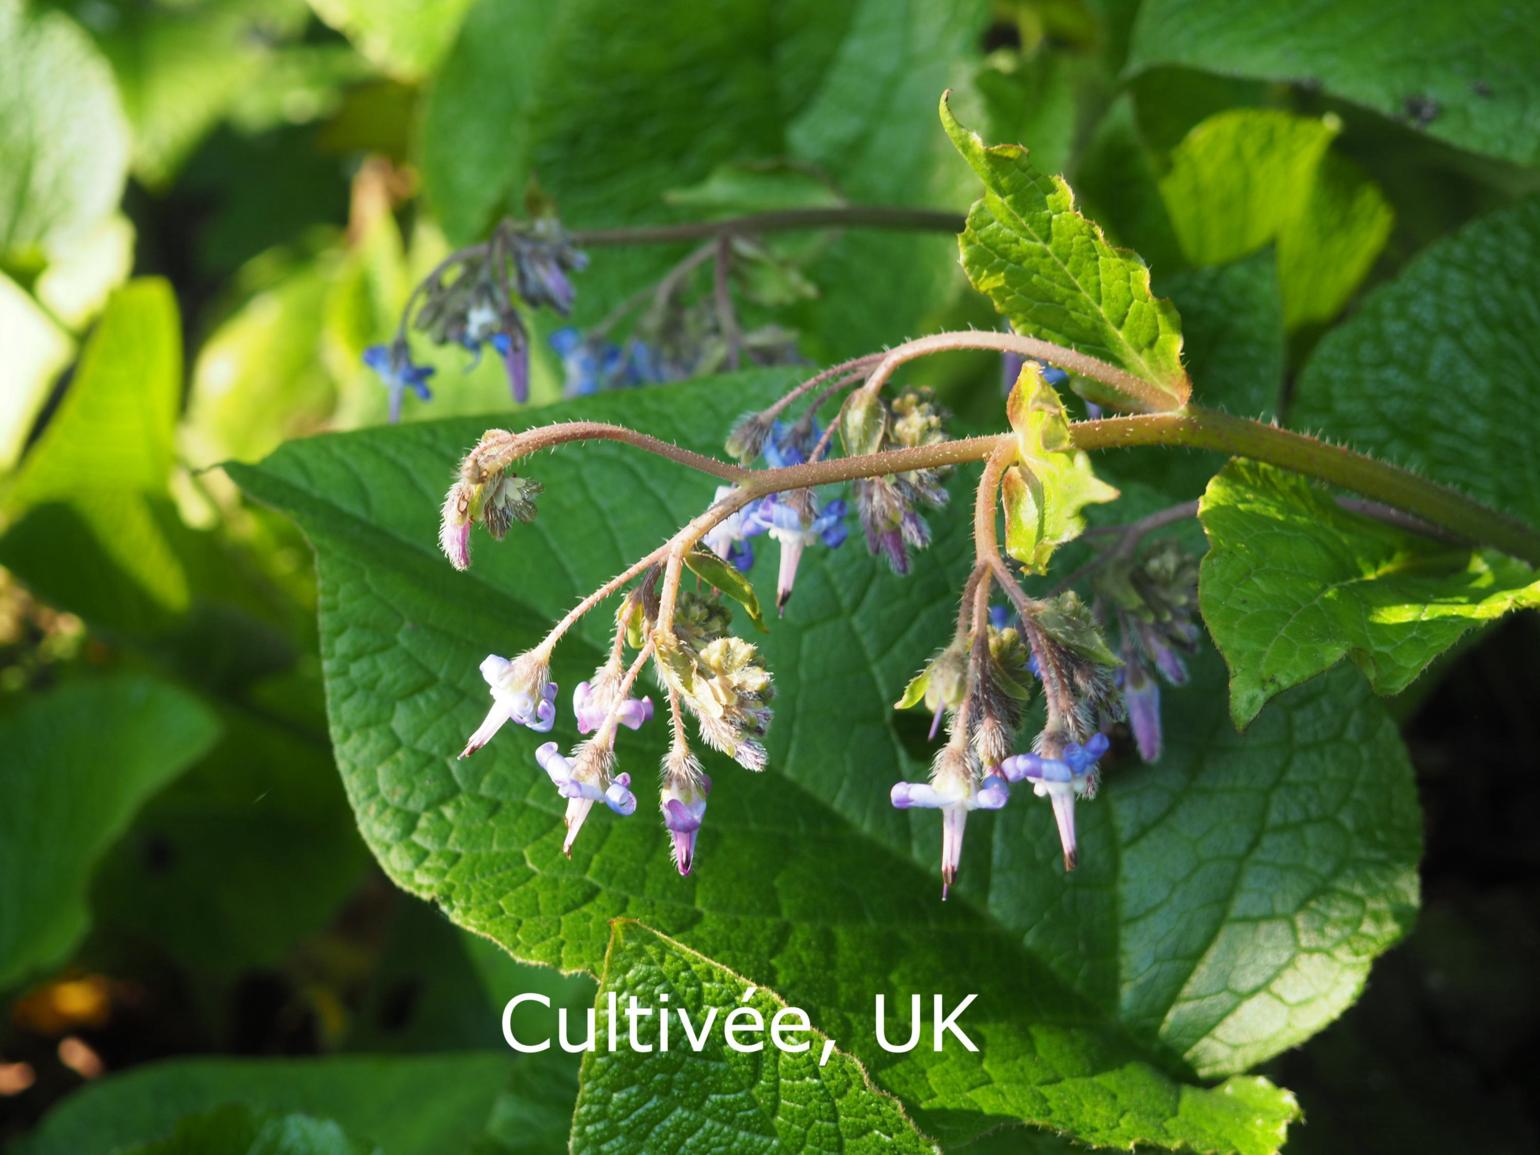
[
  {"x1": 1123, "y1": 662, "x2": 1162, "y2": 763},
  {"x1": 661, "y1": 773, "x2": 711, "y2": 876},
  {"x1": 999, "y1": 733, "x2": 1110, "y2": 871},
  {"x1": 459, "y1": 654, "x2": 557, "y2": 758},
  {"x1": 363, "y1": 340, "x2": 435, "y2": 423},
  {"x1": 573, "y1": 678, "x2": 654, "y2": 734},
  {"x1": 890, "y1": 763, "x2": 1009, "y2": 899},
  {"x1": 746, "y1": 492, "x2": 848, "y2": 611},
  {"x1": 536, "y1": 741, "x2": 636, "y2": 856}
]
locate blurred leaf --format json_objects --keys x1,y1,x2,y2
[
  {"x1": 1128, "y1": 0, "x2": 1540, "y2": 167},
  {"x1": 663, "y1": 162, "x2": 843, "y2": 216},
  {"x1": 306, "y1": 0, "x2": 474, "y2": 80},
  {"x1": 34, "y1": 212, "x2": 135, "y2": 329},
  {"x1": 0, "y1": 674, "x2": 221, "y2": 990},
  {"x1": 8, "y1": 279, "x2": 180, "y2": 503},
  {"x1": 20, "y1": 1054, "x2": 546, "y2": 1155},
  {"x1": 94, "y1": 683, "x2": 368, "y2": 975},
  {"x1": 83, "y1": 0, "x2": 312, "y2": 188},
  {"x1": 421, "y1": 0, "x2": 988, "y2": 356},
  {"x1": 0, "y1": 271, "x2": 72, "y2": 470},
  {"x1": 121, "y1": 1105, "x2": 377, "y2": 1155},
  {"x1": 942, "y1": 97, "x2": 1191, "y2": 409},
  {"x1": 228, "y1": 370, "x2": 1428, "y2": 1149},
  {"x1": 571, "y1": 920, "x2": 934, "y2": 1153},
  {"x1": 1157, "y1": 110, "x2": 1393, "y2": 330},
  {"x1": 1199, "y1": 460, "x2": 1540, "y2": 727},
  {"x1": 1291, "y1": 196, "x2": 1540, "y2": 530},
  {"x1": 1074, "y1": 95, "x2": 1183, "y2": 270},
  {"x1": 0, "y1": 0, "x2": 129, "y2": 259}
]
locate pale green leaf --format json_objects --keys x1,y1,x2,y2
[
  {"x1": 0, "y1": 675, "x2": 220, "y2": 989},
  {"x1": 0, "y1": 271, "x2": 72, "y2": 470},
  {"x1": 229, "y1": 370, "x2": 1425, "y2": 1150},
  {"x1": 572, "y1": 921, "x2": 934, "y2": 1154},
  {"x1": 1199, "y1": 459, "x2": 1540, "y2": 727},
  {"x1": 0, "y1": 0, "x2": 129, "y2": 257},
  {"x1": 1157, "y1": 110, "x2": 1393, "y2": 330},
  {"x1": 1129, "y1": 0, "x2": 1540, "y2": 167},
  {"x1": 941, "y1": 96, "x2": 1191, "y2": 409},
  {"x1": 305, "y1": 0, "x2": 474, "y2": 80}
]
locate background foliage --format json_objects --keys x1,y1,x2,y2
[{"x1": 3, "y1": 1, "x2": 1539, "y2": 1152}]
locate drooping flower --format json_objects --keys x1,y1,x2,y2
[
  {"x1": 890, "y1": 747, "x2": 1009, "y2": 899},
  {"x1": 660, "y1": 744, "x2": 711, "y2": 876},
  {"x1": 573, "y1": 668, "x2": 654, "y2": 734},
  {"x1": 363, "y1": 339, "x2": 436, "y2": 423},
  {"x1": 999, "y1": 732, "x2": 1110, "y2": 871},
  {"x1": 701, "y1": 485, "x2": 757, "y2": 572},
  {"x1": 746, "y1": 490, "x2": 848, "y2": 612},
  {"x1": 536, "y1": 740, "x2": 636, "y2": 855},
  {"x1": 852, "y1": 390, "x2": 950, "y2": 574},
  {"x1": 439, "y1": 469, "x2": 543, "y2": 571},
  {"x1": 460, "y1": 653, "x2": 557, "y2": 757}
]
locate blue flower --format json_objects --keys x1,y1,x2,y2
[
  {"x1": 746, "y1": 491, "x2": 848, "y2": 612},
  {"x1": 761, "y1": 420, "x2": 818, "y2": 469},
  {"x1": 999, "y1": 732, "x2": 1109, "y2": 870},
  {"x1": 363, "y1": 340, "x2": 436, "y2": 423},
  {"x1": 549, "y1": 328, "x2": 666, "y2": 397},
  {"x1": 890, "y1": 749, "x2": 1010, "y2": 899}
]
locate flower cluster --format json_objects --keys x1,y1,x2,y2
[
  {"x1": 365, "y1": 217, "x2": 587, "y2": 419},
  {"x1": 1091, "y1": 541, "x2": 1201, "y2": 762},
  {"x1": 701, "y1": 422, "x2": 849, "y2": 610},
  {"x1": 654, "y1": 621, "x2": 775, "y2": 774},
  {"x1": 440, "y1": 458, "x2": 543, "y2": 571},
  {"x1": 847, "y1": 389, "x2": 952, "y2": 574}
]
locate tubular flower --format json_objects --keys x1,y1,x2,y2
[
  {"x1": 660, "y1": 746, "x2": 711, "y2": 876},
  {"x1": 999, "y1": 733, "x2": 1111, "y2": 871},
  {"x1": 890, "y1": 747, "x2": 1009, "y2": 899},
  {"x1": 460, "y1": 653, "x2": 557, "y2": 757},
  {"x1": 536, "y1": 740, "x2": 637, "y2": 856},
  {"x1": 746, "y1": 489, "x2": 848, "y2": 612},
  {"x1": 573, "y1": 665, "x2": 654, "y2": 734},
  {"x1": 363, "y1": 339, "x2": 436, "y2": 423},
  {"x1": 701, "y1": 485, "x2": 756, "y2": 572}
]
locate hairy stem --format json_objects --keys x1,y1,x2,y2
[{"x1": 852, "y1": 330, "x2": 1181, "y2": 416}]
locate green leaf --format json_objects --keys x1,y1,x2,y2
[
  {"x1": 0, "y1": 271, "x2": 72, "y2": 470},
  {"x1": 1001, "y1": 364, "x2": 1120, "y2": 572},
  {"x1": 121, "y1": 1105, "x2": 377, "y2": 1155},
  {"x1": 0, "y1": 674, "x2": 220, "y2": 989},
  {"x1": 420, "y1": 0, "x2": 987, "y2": 357},
  {"x1": 0, "y1": 0, "x2": 129, "y2": 258},
  {"x1": 572, "y1": 920, "x2": 934, "y2": 1153},
  {"x1": 684, "y1": 548, "x2": 769, "y2": 633},
  {"x1": 20, "y1": 1054, "x2": 554, "y2": 1155},
  {"x1": 305, "y1": 0, "x2": 475, "y2": 79},
  {"x1": 941, "y1": 96, "x2": 1191, "y2": 409},
  {"x1": 1198, "y1": 459, "x2": 1540, "y2": 728},
  {"x1": 229, "y1": 370, "x2": 1425, "y2": 1150},
  {"x1": 1290, "y1": 196, "x2": 1540, "y2": 535},
  {"x1": 1157, "y1": 110, "x2": 1392, "y2": 330},
  {"x1": 9, "y1": 278, "x2": 180, "y2": 504},
  {"x1": 1128, "y1": 0, "x2": 1540, "y2": 167}
]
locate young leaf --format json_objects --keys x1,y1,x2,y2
[
  {"x1": 1199, "y1": 459, "x2": 1540, "y2": 728},
  {"x1": 1001, "y1": 364, "x2": 1119, "y2": 573},
  {"x1": 940, "y1": 95, "x2": 1191, "y2": 411},
  {"x1": 684, "y1": 548, "x2": 769, "y2": 633},
  {"x1": 1157, "y1": 109, "x2": 1392, "y2": 330},
  {"x1": 1129, "y1": 0, "x2": 1540, "y2": 168},
  {"x1": 230, "y1": 370, "x2": 1422, "y2": 1151},
  {"x1": 572, "y1": 921, "x2": 934, "y2": 1153},
  {"x1": 0, "y1": 675, "x2": 220, "y2": 989},
  {"x1": 1291, "y1": 195, "x2": 1540, "y2": 532}
]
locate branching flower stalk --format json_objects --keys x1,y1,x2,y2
[{"x1": 444, "y1": 326, "x2": 1540, "y2": 891}]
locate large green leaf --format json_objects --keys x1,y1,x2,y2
[
  {"x1": 0, "y1": 0, "x2": 129, "y2": 258},
  {"x1": 230, "y1": 370, "x2": 1424, "y2": 1151},
  {"x1": 19, "y1": 1054, "x2": 558, "y2": 1155},
  {"x1": 0, "y1": 674, "x2": 220, "y2": 989},
  {"x1": 1128, "y1": 0, "x2": 1540, "y2": 168},
  {"x1": 1291, "y1": 196, "x2": 1540, "y2": 531},
  {"x1": 941, "y1": 97, "x2": 1191, "y2": 409},
  {"x1": 1199, "y1": 460, "x2": 1540, "y2": 728},
  {"x1": 572, "y1": 921, "x2": 933, "y2": 1153},
  {"x1": 305, "y1": 0, "x2": 474, "y2": 79},
  {"x1": 1156, "y1": 110, "x2": 1393, "y2": 330},
  {"x1": 420, "y1": 0, "x2": 986, "y2": 357}
]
